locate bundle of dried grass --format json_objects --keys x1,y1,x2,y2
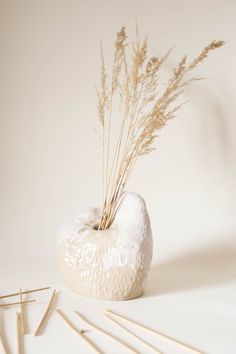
[{"x1": 97, "y1": 26, "x2": 224, "y2": 230}]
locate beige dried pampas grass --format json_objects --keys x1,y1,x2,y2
[{"x1": 96, "y1": 26, "x2": 224, "y2": 230}]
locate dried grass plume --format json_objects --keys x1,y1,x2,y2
[{"x1": 96, "y1": 26, "x2": 225, "y2": 230}]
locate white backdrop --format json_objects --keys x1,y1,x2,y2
[{"x1": 1, "y1": 1, "x2": 236, "y2": 353}]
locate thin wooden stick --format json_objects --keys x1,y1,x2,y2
[
  {"x1": 0, "y1": 300, "x2": 36, "y2": 308},
  {"x1": 103, "y1": 312, "x2": 163, "y2": 354},
  {"x1": 0, "y1": 287, "x2": 50, "y2": 299},
  {"x1": 0, "y1": 331, "x2": 8, "y2": 354},
  {"x1": 19, "y1": 289, "x2": 25, "y2": 334},
  {"x1": 16, "y1": 312, "x2": 22, "y2": 354},
  {"x1": 75, "y1": 311, "x2": 139, "y2": 354},
  {"x1": 34, "y1": 290, "x2": 56, "y2": 336},
  {"x1": 56, "y1": 309, "x2": 103, "y2": 354},
  {"x1": 105, "y1": 310, "x2": 204, "y2": 354}
]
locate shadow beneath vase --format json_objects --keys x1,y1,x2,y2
[{"x1": 146, "y1": 237, "x2": 236, "y2": 297}]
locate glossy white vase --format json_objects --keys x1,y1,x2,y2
[{"x1": 57, "y1": 192, "x2": 153, "y2": 300}]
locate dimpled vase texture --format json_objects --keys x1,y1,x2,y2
[{"x1": 57, "y1": 192, "x2": 153, "y2": 300}]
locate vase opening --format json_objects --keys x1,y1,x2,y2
[
  {"x1": 93, "y1": 224, "x2": 99, "y2": 230},
  {"x1": 93, "y1": 222, "x2": 111, "y2": 231}
]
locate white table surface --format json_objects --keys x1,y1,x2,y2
[{"x1": 1, "y1": 238, "x2": 236, "y2": 354}]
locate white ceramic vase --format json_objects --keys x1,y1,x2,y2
[{"x1": 57, "y1": 192, "x2": 153, "y2": 300}]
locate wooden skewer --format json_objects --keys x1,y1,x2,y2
[
  {"x1": 105, "y1": 310, "x2": 204, "y2": 354},
  {"x1": 19, "y1": 289, "x2": 25, "y2": 334},
  {"x1": 34, "y1": 290, "x2": 56, "y2": 336},
  {"x1": 0, "y1": 287, "x2": 50, "y2": 300},
  {"x1": 103, "y1": 312, "x2": 163, "y2": 354},
  {"x1": 16, "y1": 312, "x2": 22, "y2": 354},
  {"x1": 75, "y1": 311, "x2": 139, "y2": 354},
  {"x1": 0, "y1": 300, "x2": 36, "y2": 308},
  {"x1": 56, "y1": 309, "x2": 103, "y2": 354},
  {"x1": 56, "y1": 309, "x2": 85, "y2": 336},
  {"x1": 0, "y1": 331, "x2": 8, "y2": 354}
]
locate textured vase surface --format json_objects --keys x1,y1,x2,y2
[{"x1": 57, "y1": 192, "x2": 153, "y2": 300}]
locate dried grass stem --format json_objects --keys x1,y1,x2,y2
[{"x1": 96, "y1": 27, "x2": 224, "y2": 229}]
